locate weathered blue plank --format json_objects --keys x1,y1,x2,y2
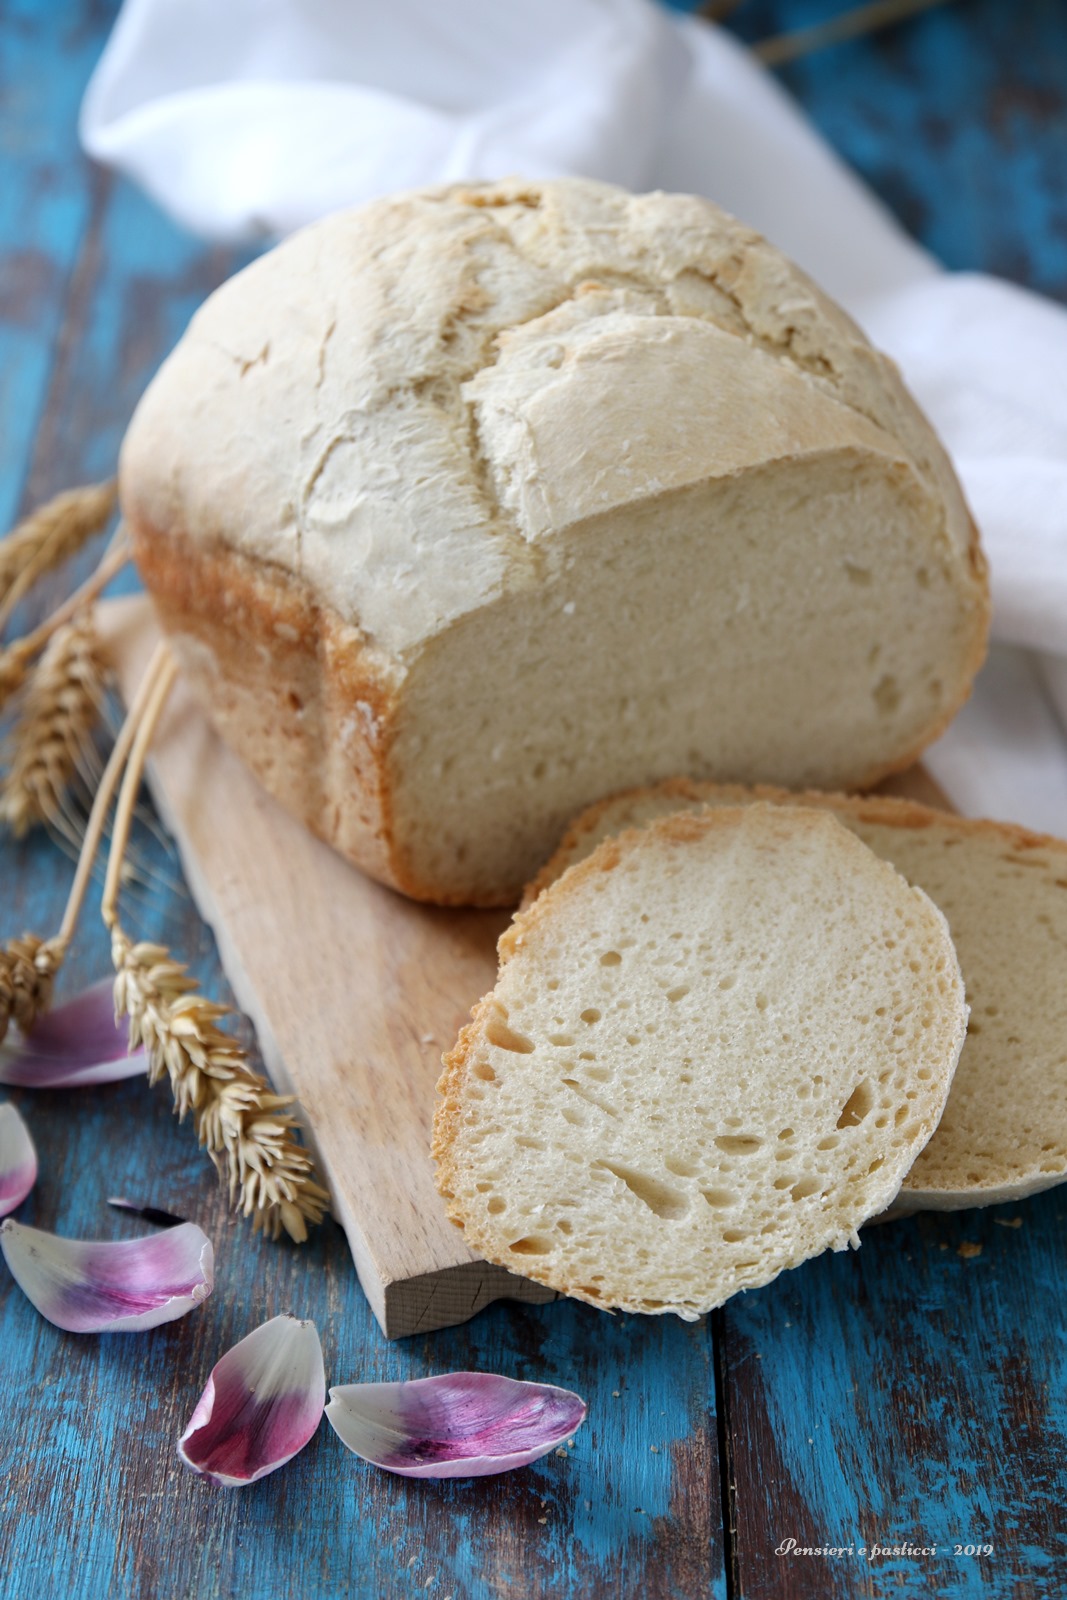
[
  {"x1": 0, "y1": 0, "x2": 116, "y2": 531},
  {"x1": 725, "y1": 0, "x2": 1067, "y2": 298},
  {"x1": 723, "y1": 1197, "x2": 1067, "y2": 1598}
]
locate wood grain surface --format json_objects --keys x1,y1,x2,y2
[{"x1": 2, "y1": 2, "x2": 1066, "y2": 1597}]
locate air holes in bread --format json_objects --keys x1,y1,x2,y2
[
  {"x1": 837, "y1": 1081, "x2": 874, "y2": 1128},
  {"x1": 714, "y1": 1135, "x2": 762, "y2": 1156},
  {"x1": 791, "y1": 1177, "x2": 822, "y2": 1202},
  {"x1": 485, "y1": 1010, "x2": 536, "y2": 1054},
  {"x1": 563, "y1": 1079, "x2": 619, "y2": 1118},
  {"x1": 596, "y1": 1162, "x2": 690, "y2": 1221},
  {"x1": 510, "y1": 1236, "x2": 553, "y2": 1256}
]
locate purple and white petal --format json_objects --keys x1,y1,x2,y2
[
  {"x1": 0, "y1": 1218, "x2": 213, "y2": 1332},
  {"x1": 0, "y1": 1104, "x2": 37, "y2": 1216},
  {"x1": 179, "y1": 1314, "x2": 325, "y2": 1487},
  {"x1": 0, "y1": 978, "x2": 146, "y2": 1088},
  {"x1": 325, "y1": 1372, "x2": 587, "y2": 1479}
]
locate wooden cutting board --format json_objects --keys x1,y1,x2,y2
[
  {"x1": 98, "y1": 596, "x2": 556, "y2": 1339},
  {"x1": 98, "y1": 596, "x2": 951, "y2": 1340}
]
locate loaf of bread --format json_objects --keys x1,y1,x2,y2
[
  {"x1": 434, "y1": 805, "x2": 966, "y2": 1317},
  {"x1": 121, "y1": 177, "x2": 988, "y2": 906},
  {"x1": 531, "y1": 778, "x2": 1067, "y2": 1212}
]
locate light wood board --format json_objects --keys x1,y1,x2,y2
[
  {"x1": 99, "y1": 597, "x2": 556, "y2": 1339},
  {"x1": 98, "y1": 597, "x2": 951, "y2": 1340}
]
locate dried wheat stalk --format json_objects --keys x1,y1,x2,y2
[
  {"x1": 1, "y1": 613, "x2": 107, "y2": 837},
  {"x1": 754, "y1": 0, "x2": 953, "y2": 67},
  {"x1": 0, "y1": 933, "x2": 62, "y2": 1047},
  {"x1": 0, "y1": 537, "x2": 129, "y2": 716},
  {"x1": 100, "y1": 650, "x2": 329, "y2": 1242},
  {"x1": 111, "y1": 929, "x2": 330, "y2": 1242},
  {"x1": 0, "y1": 479, "x2": 116, "y2": 632},
  {"x1": 0, "y1": 630, "x2": 160, "y2": 1047},
  {"x1": 0, "y1": 647, "x2": 29, "y2": 713}
]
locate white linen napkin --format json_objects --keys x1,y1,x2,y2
[{"x1": 81, "y1": 0, "x2": 1067, "y2": 832}]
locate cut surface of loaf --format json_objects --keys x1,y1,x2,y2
[
  {"x1": 434, "y1": 805, "x2": 966, "y2": 1317},
  {"x1": 532, "y1": 779, "x2": 1067, "y2": 1212},
  {"x1": 122, "y1": 177, "x2": 988, "y2": 905}
]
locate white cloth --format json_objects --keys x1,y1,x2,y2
[{"x1": 81, "y1": 0, "x2": 1067, "y2": 831}]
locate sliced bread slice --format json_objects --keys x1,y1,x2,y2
[
  {"x1": 434, "y1": 805, "x2": 966, "y2": 1318},
  {"x1": 531, "y1": 778, "x2": 1067, "y2": 1212}
]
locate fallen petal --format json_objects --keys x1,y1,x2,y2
[
  {"x1": 0, "y1": 1104, "x2": 37, "y2": 1216},
  {"x1": 0, "y1": 978, "x2": 146, "y2": 1088},
  {"x1": 179, "y1": 1314, "x2": 325, "y2": 1487},
  {"x1": 325, "y1": 1372, "x2": 587, "y2": 1479},
  {"x1": 0, "y1": 1218, "x2": 213, "y2": 1332}
]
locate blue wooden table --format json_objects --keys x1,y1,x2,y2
[{"x1": 1, "y1": 3, "x2": 1065, "y2": 1596}]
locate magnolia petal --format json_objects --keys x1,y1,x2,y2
[
  {"x1": 0, "y1": 1218, "x2": 214, "y2": 1332},
  {"x1": 0, "y1": 978, "x2": 147, "y2": 1088},
  {"x1": 0, "y1": 1104, "x2": 37, "y2": 1216},
  {"x1": 325, "y1": 1372, "x2": 587, "y2": 1479},
  {"x1": 178, "y1": 1314, "x2": 326, "y2": 1487}
]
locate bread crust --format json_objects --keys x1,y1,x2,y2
[
  {"x1": 122, "y1": 178, "x2": 990, "y2": 906},
  {"x1": 128, "y1": 514, "x2": 462, "y2": 903},
  {"x1": 524, "y1": 776, "x2": 1067, "y2": 908}
]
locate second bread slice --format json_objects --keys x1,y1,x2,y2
[
  {"x1": 531, "y1": 779, "x2": 1067, "y2": 1212},
  {"x1": 434, "y1": 805, "x2": 966, "y2": 1318}
]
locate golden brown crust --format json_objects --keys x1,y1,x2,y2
[
  {"x1": 524, "y1": 775, "x2": 1067, "y2": 910},
  {"x1": 129, "y1": 515, "x2": 519, "y2": 906}
]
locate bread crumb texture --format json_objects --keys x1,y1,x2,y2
[
  {"x1": 122, "y1": 178, "x2": 988, "y2": 905},
  {"x1": 434, "y1": 805, "x2": 966, "y2": 1317},
  {"x1": 531, "y1": 778, "x2": 1067, "y2": 1209}
]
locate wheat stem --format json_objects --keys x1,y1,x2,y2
[
  {"x1": 754, "y1": 0, "x2": 952, "y2": 67},
  {"x1": 100, "y1": 651, "x2": 178, "y2": 929},
  {"x1": 0, "y1": 479, "x2": 117, "y2": 633},
  {"x1": 47, "y1": 639, "x2": 171, "y2": 955}
]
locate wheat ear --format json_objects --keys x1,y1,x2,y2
[
  {"x1": 101, "y1": 652, "x2": 329, "y2": 1242},
  {"x1": 0, "y1": 479, "x2": 116, "y2": 633},
  {"x1": 0, "y1": 612, "x2": 107, "y2": 837},
  {"x1": 0, "y1": 536, "x2": 129, "y2": 715},
  {"x1": 0, "y1": 934, "x2": 62, "y2": 1045},
  {"x1": 0, "y1": 639, "x2": 175, "y2": 1049}
]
